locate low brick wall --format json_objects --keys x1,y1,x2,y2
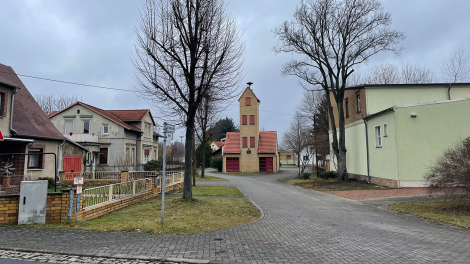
[
  {"x1": 1, "y1": 175, "x2": 184, "y2": 225},
  {"x1": 0, "y1": 195, "x2": 19, "y2": 224},
  {"x1": 348, "y1": 173, "x2": 399, "y2": 188}
]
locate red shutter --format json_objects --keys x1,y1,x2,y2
[
  {"x1": 246, "y1": 97, "x2": 251, "y2": 106},
  {"x1": 242, "y1": 137, "x2": 247, "y2": 148},
  {"x1": 242, "y1": 115, "x2": 247, "y2": 125},
  {"x1": 250, "y1": 115, "x2": 255, "y2": 125},
  {"x1": 250, "y1": 137, "x2": 255, "y2": 147}
]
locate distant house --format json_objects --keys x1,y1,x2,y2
[
  {"x1": 48, "y1": 102, "x2": 160, "y2": 172},
  {"x1": 279, "y1": 151, "x2": 297, "y2": 165},
  {"x1": 211, "y1": 141, "x2": 224, "y2": 158},
  {"x1": 329, "y1": 83, "x2": 470, "y2": 187},
  {"x1": 0, "y1": 63, "x2": 87, "y2": 190},
  {"x1": 222, "y1": 85, "x2": 279, "y2": 173}
]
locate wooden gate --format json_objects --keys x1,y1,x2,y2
[
  {"x1": 226, "y1": 157, "x2": 239, "y2": 172},
  {"x1": 64, "y1": 156, "x2": 82, "y2": 172}
]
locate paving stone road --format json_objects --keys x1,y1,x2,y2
[{"x1": 1, "y1": 168, "x2": 470, "y2": 264}]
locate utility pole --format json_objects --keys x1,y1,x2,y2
[{"x1": 161, "y1": 122, "x2": 175, "y2": 225}]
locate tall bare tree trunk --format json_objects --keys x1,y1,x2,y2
[{"x1": 183, "y1": 114, "x2": 195, "y2": 200}]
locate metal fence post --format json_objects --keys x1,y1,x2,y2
[{"x1": 109, "y1": 184, "x2": 113, "y2": 202}]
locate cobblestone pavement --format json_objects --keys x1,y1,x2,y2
[{"x1": 1, "y1": 168, "x2": 470, "y2": 263}]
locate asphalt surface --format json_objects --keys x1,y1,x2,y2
[{"x1": 1, "y1": 168, "x2": 470, "y2": 263}]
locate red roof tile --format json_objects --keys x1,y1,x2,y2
[
  {"x1": 107, "y1": 110, "x2": 149, "y2": 122},
  {"x1": 0, "y1": 63, "x2": 65, "y2": 140},
  {"x1": 212, "y1": 141, "x2": 225, "y2": 149},
  {"x1": 223, "y1": 132, "x2": 240, "y2": 154},
  {"x1": 47, "y1": 111, "x2": 59, "y2": 118},
  {"x1": 258, "y1": 131, "x2": 277, "y2": 153},
  {"x1": 238, "y1": 87, "x2": 260, "y2": 103}
]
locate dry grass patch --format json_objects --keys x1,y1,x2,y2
[
  {"x1": 390, "y1": 197, "x2": 470, "y2": 228},
  {"x1": 278, "y1": 177, "x2": 389, "y2": 191},
  {"x1": 36, "y1": 196, "x2": 260, "y2": 234},
  {"x1": 172, "y1": 186, "x2": 244, "y2": 197},
  {"x1": 195, "y1": 175, "x2": 228, "y2": 181}
]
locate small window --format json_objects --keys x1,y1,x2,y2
[
  {"x1": 77, "y1": 109, "x2": 80, "y2": 114},
  {"x1": 144, "y1": 149, "x2": 150, "y2": 163},
  {"x1": 250, "y1": 115, "x2": 255, "y2": 125},
  {"x1": 99, "y1": 148, "x2": 108, "y2": 164},
  {"x1": 0, "y1": 92, "x2": 5, "y2": 117},
  {"x1": 250, "y1": 137, "x2": 255, "y2": 148},
  {"x1": 357, "y1": 94, "x2": 361, "y2": 113},
  {"x1": 242, "y1": 137, "x2": 248, "y2": 148},
  {"x1": 28, "y1": 149, "x2": 43, "y2": 169},
  {"x1": 131, "y1": 148, "x2": 135, "y2": 162},
  {"x1": 375, "y1": 126, "x2": 382, "y2": 147},
  {"x1": 245, "y1": 97, "x2": 251, "y2": 106},
  {"x1": 242, "y1": 115, "x2": 247, "y2": 125},
  {"x1": 154, "y1": 150, "x2": 157, "y2": 159},
  {"x1": 83, "y1": 120, "x2": 90, "y2": 134},
  {"x1": 103, "y1": 124, "x2": 109, "y2": 135},
  {"x1": 345, "y1": 98, "x2": 349, "y2": 118},
  {"x1": 286, "y1": 155, "x2": 291, "y2": 159},
  {"x1": 303, "y1": 156, "x2": 309, "y2": 161},
  {"x1": 126, "y1": 148, "x2": 129, "y2": 160},
  {"x1": 65, "y1": 120, "x2": 74, "y2": 134},
  {"x1": 383, "y1": 124, "x2": 388, "y2": 137},
  {"x1": 86, "y1": 152, "x2": 91, "y2": 165}
]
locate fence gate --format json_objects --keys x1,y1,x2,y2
[{"x1": 64, "y1": 156, "x2": 81, "y2": 173}]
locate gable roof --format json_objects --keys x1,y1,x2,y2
[
  {"x1": 238, "y1": 87, "x2": 260, "y2": 103},
  {"x1": 258, "y1": 131, "x2": 277, "y2": 153},
  {"x1": 107, "y1": 109, "x2": 153, "y2": 124},
  {"x1": 0, "y1": 63, "x2": 65, "y2": 140},
  {"x1": 212, "y1": 141, "x2": 224, "y2": 149},
  {"x1": 223, "y1": 132, "x2": 240, "y2": 154},
  {"x1": 48, "y1": 101, "x2": 145, "y2": 132}
]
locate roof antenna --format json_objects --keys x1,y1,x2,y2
[{"x1": 247, "y1": 82, "x2": 253, "y2": 88}]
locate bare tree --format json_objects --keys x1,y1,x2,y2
[
  {"x1": 134, "y1": 0, "x2": 244, "y2": 200},
  {"x1": 114, "y1": 155, "x2": 136, "y2": 172},
  {"x1": 441, "y1": 46, "x2": 470, "y2": 83},
  {"x1": 274, "y1": 0, "x2": 404, "y2": 180},
  {"x1": 35, "y1": 94, "x2": 78, "y2": 115},
  {"x1": 195, "y1": 95, "x2": 219, "y2": 179},
  {"x1": 364, "y1": 62, "x2": 434, "y2": 84},
  {"x1": 282, "y1": 110, "x2": 312, "y2": 176},
  {"x1": 401, "y1": 62, "x2": 434, "y2": 83}
]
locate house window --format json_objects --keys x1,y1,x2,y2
[
  {"x1": 286, "y1": 155, "x2": 291, "y2": 159},
  {"x1": 357, "y1": 94, "x2": 361, "y2": 113},
  {"x1": 77, "y1": 109, "x2": 80, "y2": 114},
  {"x1": 144, "y1": 149, "x2": 150, "y2": 163},
  {"x1": 303, "y1": 156, "x2": 309, "y2": 161},
  {"x1": 131, "y1": 148, "x2": 134, "y2": 163},
  {"x1": 375, "y1": 126, "x2": 382, "y2": 147},
  {"x1": 250, "y1": 115, "x2": 255, "y2": 125},
  {"x1": 246, "y1": 97, "x2": 251, "y2": 106},
  {"x1": 384, "y1": 124, "x2": 388, "y2": 137},
  {"x1": 0, "y1": 92, "x2": 5, "y2": 117},
  {"x1": 86, "y1": 152, "x2": 91, "y2": 165},
  {"x1": 99, "y1": 148, "x2": 108, "y2": 164},
  {"x1": 154, "y1": 150, "x2": 157, "y2": 160},
  {"x1": 242, "y1": 137, "x2": 248, "y2": 148},
  {"x1": 28, "y1": 149, "x2": 43, "y2": 169},
  {"x1": 242, "y1": 115, "x2": 247, "y2": 125},
  {"x1": 126, "y1": 148, "x2": 129, "y2": 160},
  {"x1": 83, "y1": 120, "x2": 90, "y2": 134},
  {"x1": 65, "y1": 120, "x2": 73, "y2": 134},
  {"x1": 250, "y1": 137, "x2": 255, "y2": 147},
  {"x1": 345, "y1": 98, "x2": 349, "y2": 118},
  {"x1": 103, "y1": 124, "x2": 109, "y2": 135}
]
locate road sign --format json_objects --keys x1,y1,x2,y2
[
  {"x1": 0, "y1": 129, "x2": 4, "y2": 141},
  {"x1": 73, "y1": 177, "x2": 84, "y2": 185},
  {"x1": 166, "y1": 124, "x2": 175, "y2": 133}
]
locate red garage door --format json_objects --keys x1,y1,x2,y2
[
  {"x1": 259, "y1": 157, "x2": 273, "y2": 172},
  {"x1": 226, "y1": 157, "x2": 239, "y2": 172},
  {"x1": 64, "y1": 156, "x2": 81, "y2": 173}
]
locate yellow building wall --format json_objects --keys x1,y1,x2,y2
[{"x1": 239, "y1": 89, "x2": 260, "y2": 173}]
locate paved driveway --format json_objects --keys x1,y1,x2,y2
[{"x1": 1, "y1": 168, "x2": 470, "y2": 263}]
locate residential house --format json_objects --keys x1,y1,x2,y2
[
  {"x1": 222, "y1": 85, "x2": 279, "y2": 173},
  {"x1": 48, "y1": 102, "x2": 160, "y2": 172},
  {"x1": 0, "y1": 63, "x2": 87, "y2": 192},
  {"x1": 211, "y1": 141, "x2": 224, "y2": 158},
  {"x1": 329, "y1": 83, "x2": 470, "y2": 187},
  {"x1": 279, "y1": 151, "x2": 297, "y2": 165}
]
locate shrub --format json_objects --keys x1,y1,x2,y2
[
  {"x1": 38, "y1": 177, "x2": 55, "y2": 188},
  {"x1": 318, "y1": 171, "x2": 337, "y2": 179},
  {"x1": 144, "y1": 160, "x2": 162, "y2": 171},
  {"x1": 425, "y1": 138, "x2": 470, "y2": 194},
  {"x1": 299, "y1": 172, "x2": 311, "y2": 180},
  {"x1": 211, "y1": 157, "x2": 223, "y2": 172}
]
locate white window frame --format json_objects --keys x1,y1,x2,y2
[
  {"x1": 83, "y1": 120, "x2": 90, "y2": 134},
  {"x1": 383, "y1": 123, "x2": 388, "y2": 137},
  {"x1": 375, "y1": 125, "x2": 382, "y2": 148},
  {"x1": 102, "y1": 124, "x2": 109, "y2": 135},
  {"x1": 131, "y1": 148, "x2": 134, "y2": 163},
  {"x1": 65, "y1": 120, "x2": 74, "y2": 134},
  {"x1": 86, "y1": 152, "x2": 91, "y2": 165}
]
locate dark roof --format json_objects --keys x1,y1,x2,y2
[
  {"x1": 0, "y1": 63, "x2": 65, "y2": 140},
  {"x1": 48, "y1": 101, "x2": 143, "y2": 132}
]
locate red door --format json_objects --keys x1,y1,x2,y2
[
  {"x1": 259, "y1": 157, "x2": 273, "y2": 172},
  {"x1": 226, "y1": 158, "x2": 239, "y2": 172},
  {"x1": 64, "y1": 156, "x2": 82, "y2": 173}
]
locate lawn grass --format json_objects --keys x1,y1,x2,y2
[
  {"x1": 278, "y1": 177, "x2": 390, "y2": 191},
  {"x1": 214, "y1": 171, "x2": 260, "y2": 176},
  {"x1": 194, "y1": 175, "x2": 228, "y2": 181},
  {"x1": 172, "y1": 186, "x2": 244, "y2": 197},
  {"x1": 390, "y1": 197, "x2": 470, "y2": 228},
  {"x1": 37, "y1": 196, "x2": 260, "y2": 234}
]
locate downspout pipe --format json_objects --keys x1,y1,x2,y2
[
  {"x1": 448, "y1": 83, "x2": 452, "y2": 100},
  {"x1": 364, "y1": 119, "x2": 370, "y2": 184},
  {"x1": 9, "y1": 86, "x2": 19, "y2": 135},
  {"x1": 56, "y1": 139, "x2": 66, "y2": 183}
]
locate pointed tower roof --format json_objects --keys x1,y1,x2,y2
[{"x1": 238, "y1": 87, "x2": 260, "y2": 103}]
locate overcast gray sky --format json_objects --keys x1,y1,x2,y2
[{"x1": 1, "y1": 0, "x2": 469, "y2": 142}]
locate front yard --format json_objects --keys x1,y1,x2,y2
[{"x1": 278, "y1": 176, "x2": 390, "y2": 191}]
